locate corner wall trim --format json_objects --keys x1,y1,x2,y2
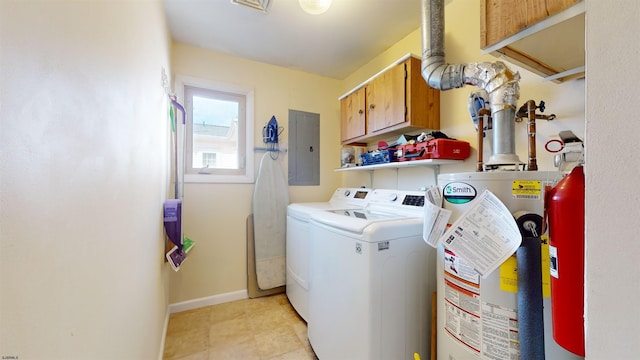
[
  {"x1": 158, "y1": 308, "x2": 170, "y2": 360},
  {"x1": 168, "y1": 289, "x2": 249, "y2": 314}
]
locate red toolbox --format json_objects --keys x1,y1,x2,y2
[
  {"x1": 398, "y1": 139, "x2": 470, "y2": 161},
  {"x1": 397, "y1": 143, "x2": 429, "y2": 161}
]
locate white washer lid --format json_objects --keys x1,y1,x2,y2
[
  {"x1": 310, "y1": 208, "x2": 408, "y2": 234},
  {"x1": 288, "y1": 203, "x2": 364, "y2": 219}
]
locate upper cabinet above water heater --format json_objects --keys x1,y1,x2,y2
[
  {"x1": 480, "y1": 0, "x2": 585, "y2": 83},
  {"x1": 339, "y1": 55, "x2": 440, "y2": 145}
]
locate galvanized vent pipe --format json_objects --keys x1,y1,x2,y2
[{"x1": 421, "y1": 0, "x2": 522, "y2": 166}]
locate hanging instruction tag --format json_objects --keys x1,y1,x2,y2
[
  {"x1": 438, "y1": 189, "x2": 521, "y2": 278},
  {"x1": 422, "y1": 186, "x2": 451, "y2": 248}
]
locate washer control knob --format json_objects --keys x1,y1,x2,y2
[
  {"x1": 388, "y1": 193, "x2": 398, "y2": 202},
  {"x1": 344, "y1": 190, "x2": 351, "y2": 197}
]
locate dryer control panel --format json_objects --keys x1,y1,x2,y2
[
  {"x1": 366, "y1": 190, "x2": 426, "y2": 215},
  {"x1": 331, "y1": 187, "x2": 372, "y2": 203},
  {"x1": 402, "y1": 195, "x2": 425, "y2": 207}
]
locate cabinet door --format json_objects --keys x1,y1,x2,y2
[
  {"x1": 481, "y1": 0, "x2": 580, "y2": 48},
  {"x1": 366, "y1": 62, "x2": 406, "y2": 133},
  {"x1": 480, "y1": 0, "x2": 583, "y2": 82},
  {"x1": 340, "y1": 87, "x2": 366, "y2": 142}
]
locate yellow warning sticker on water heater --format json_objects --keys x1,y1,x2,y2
[
  {"x1": 540, "y1": 235, "x2": 551, "y2": 298},
  {"x1": 512, "y1": 180, "x2": 542, "y2": 199},
  {"x1": 499, "y1": 235, "x2": 551, "y2": 298},
  {"x1": 499, "y1": 255, "x2": 519, "y2": 293}
]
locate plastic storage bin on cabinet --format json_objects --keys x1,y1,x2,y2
[{"x1": 360, "y1": 150, "x2": 398, "y2": 165}]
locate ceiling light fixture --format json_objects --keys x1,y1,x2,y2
[{"x1": 299, "y1": 0, "x2": 332, "y2": 15}]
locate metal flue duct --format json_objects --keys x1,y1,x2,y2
[{"x1": 421, "y1": 0, "x2": 522, "y2": 166}]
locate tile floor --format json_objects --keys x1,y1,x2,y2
[{"x1": 163, "y1": 293, "x2": 318, "y2": 360}]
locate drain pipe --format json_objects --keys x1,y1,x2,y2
[{"x1": 421, "y1": 0, "x2": 522, "y2": 166}]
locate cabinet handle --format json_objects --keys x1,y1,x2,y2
[
  {"x1": 369, "y1": 104, "x2": 375, "y2": 111},
  {"x1": 358, "y1": 109, "x2": 364, "y2": 115}
]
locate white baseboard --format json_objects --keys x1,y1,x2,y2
[{"x1": 168, "y1": 289, "x2": 249, "y2": 314}]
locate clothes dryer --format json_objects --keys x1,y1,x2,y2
[
  {"x1": 286, "y1": 187, "x2": 372, "y2": 321},
  {"x1": 308, "y1": 189, "x2": 436, "y2": 360}
]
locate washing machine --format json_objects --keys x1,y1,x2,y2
[
  {"x1": 286, "y1": 187, "x2": 373, "y2": 321},
  {"x1": 307, "y1": 189, "x2": 437, "y2": 360}
]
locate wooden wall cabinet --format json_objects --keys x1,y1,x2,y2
[
  {"x1": 366, "y1": 61, "x2": 406, "y2": 133},
  {"x1": 340, "y1": 54, "x2": 440, "y2": 145},
  {"x1": 480, "y1": 0, "x2": 585, "y2": 82},
  {"x1": 340, "y1": 87, "x2": 366, "y2": 142}
]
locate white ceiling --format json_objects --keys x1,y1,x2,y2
[{"x1": 162, "y1": 0, "x2": 425, "y2": 79}]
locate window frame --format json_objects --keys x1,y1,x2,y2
[{"x1": 175, "y1": 75, "x2": 254, "y2": 184}]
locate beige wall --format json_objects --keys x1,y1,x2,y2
[
  {"x1": 0, "y1": 1, "x2": 172, "y2": 359},
  {"x1": 585, "y1": 1, "x2": 640, "y2": 358},
  {"x1": 169, "y1": 43, "x2": 342, "y2": 303}
]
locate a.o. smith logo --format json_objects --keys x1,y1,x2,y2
[{"x1": 443, "y1": 182, "x2": 477, "y2": 204}]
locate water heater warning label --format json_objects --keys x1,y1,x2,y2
[
  {"x1": 499, "y1": 236, "x2": 552, "y2": 297},
  {"x1": 444, "y1": 250, "x2": 520, "y2": 359},
  {"x1": 512, "y1": 180, "x2": 542, "y2": 199},
  {"x1": 443, "y1": 250, "x2": 481, "y2": 355},
  {"x1": 481, "y1": 302, "x2": 519, "y2": 359}
]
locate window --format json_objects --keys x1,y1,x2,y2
[{"x1": 176, "y1": 76, "x2": 254, "y2": 183}]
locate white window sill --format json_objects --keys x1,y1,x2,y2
[{"x1": 184, "y1": 173, "x2": 254, "y2": 184}]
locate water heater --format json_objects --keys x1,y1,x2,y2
[{"x1": 436, "y1": 171, "x2": 584, "y2": 360}]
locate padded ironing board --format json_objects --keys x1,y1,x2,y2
[{"x1": 252, "y1": 152, "x2": 289, "y2": 290}]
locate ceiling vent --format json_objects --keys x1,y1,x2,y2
[{"x1": 231, "y1": 0, "x2": 271, "y2": 13}]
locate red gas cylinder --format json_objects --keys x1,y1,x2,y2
[{"x1": 547, "y1": 165, "x2": 585, "y2": 356}]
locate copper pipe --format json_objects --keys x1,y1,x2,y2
[
  {"x1": 526, "y1": 100, "x2": 538, "y2": 171},
  {"x1": 476, "y1": 109, "x2": 491, "y2": 172},
  {"x1": 477, "y1": 115, "x2": 484, "y2": 172}
]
